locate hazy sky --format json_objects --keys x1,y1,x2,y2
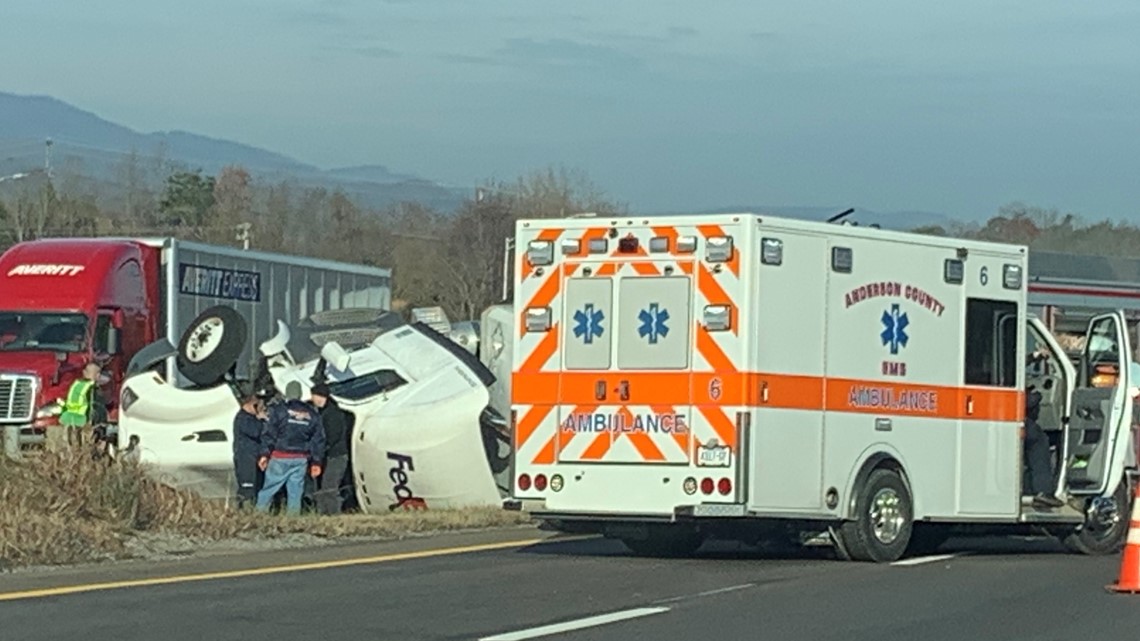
[{"x1": 2, "y1": 0, "x2": 1138, "y2": 219}]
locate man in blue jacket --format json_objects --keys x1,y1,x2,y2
[
  {"x1": 255, "y1": 381, "x2": 325, "y2": 515},
  {"x1": 232, "y1": 388, "x2": 265, "y2": 509}
]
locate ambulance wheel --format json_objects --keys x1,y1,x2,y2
[
  {"x1": 839, "y1": 469, "x2": 913, "y2": 563},
  {"x1": 621, "y1": 527, "x2": 704, "y2": 558},
  {"x1": 177, "y1": 306, "x2": 248, "y2": 386},
  {"x1": 1063, "y1": 480, "x2": 1131, "y2": 556}
]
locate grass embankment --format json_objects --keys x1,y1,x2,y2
[{"x1": 0, "y1": 450, "x2": 530, "y2": 569}]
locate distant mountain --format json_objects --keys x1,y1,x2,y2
[
  {"x1": 0, "y1": 91, "x2": 465, "y2": 211},
  {"x1": 656, "y1": 205, "x2": 961, "y2": 232}
]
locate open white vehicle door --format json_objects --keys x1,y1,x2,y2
[{"x1": 1065, "y1": 311, "x2": 1135, "y2": 499}]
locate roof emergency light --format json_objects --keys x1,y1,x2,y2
[
  {"x1": 703, "y1": 305, "x2": 731, "y2": 331},
  {"x1": 1003, "y1": 264, "x2": 1023, "y2": 290},
  {"x1": 526, "y1": 240, "x2": 553, "y2": 266},
  {"x1": 761, "y1": 237, "x2": 783, "y2": 265},
  {"x1": 525, "y1": 307, "x2": 551, "y2": 332},
  {"x1": 706, "y1": 236, "x2": 733, "y2": 262},
  {"x1": 617, "y1": 236, "x2": 639, "y2": 253},
  {"x1": 649, "y1": 236, "x2": 670, "y2": 253},
  {"x1": 588, "y1": 238, "x2": 609, "y2": 254},
  {"x1": 560, "y1": 238, "x2": 580, "y2": 255},
  {"x1": 677, "y1": 235, "x2": 697, "y2": 253}
]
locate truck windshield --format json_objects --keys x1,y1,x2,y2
[{"x1": 0, "y1": 312, "x2": 89, "y2": 352}]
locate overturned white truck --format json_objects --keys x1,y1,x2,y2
[{"x1": 118, "y1": 306, "x2": 511, "y2": 511}]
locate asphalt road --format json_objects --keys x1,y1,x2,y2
[{"x1": 2, "y1": 529, "x2": 1139, "y2": 641}]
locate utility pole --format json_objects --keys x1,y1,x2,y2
[
  {"x1": 40, "y1": 138, "x2": 54, "y2": 238},
  {"x1": 235, "y1": 222, "x2": 252, "y2": 250}
]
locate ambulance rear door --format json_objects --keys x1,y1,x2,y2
[{"x1": 557, "y1": 246, "x2": 695, "y2": 466}]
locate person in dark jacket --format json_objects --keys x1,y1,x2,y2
[
  {"x1": 310, "y1": 383, "x2": 353, "y2": 515},
  {"x1": 232, "y1": 390, "x2": 266, "y2": 509},
  {"x1": 1024, "y1": 387, "x2": 1062, "y2": 508},
  {"x1": 255, "y1": 381, "x2": 325, "y2": 515}
]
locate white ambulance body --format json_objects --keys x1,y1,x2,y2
[{"x1": 505, "y1": 213, "x2": 1137, "y2": 562}]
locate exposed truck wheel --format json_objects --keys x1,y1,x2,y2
[
  {"x1": 1063, "y1": 479, "x2": 1132, "y2": 556},
  {"x1": 838, "y1": 468, "x2": 913, "y2": 563},
  {"x1": 621, "y1": 526, "x2": 705, "y2": 558},
  {"x1": 177, "y1": 306, "x2": 247, "y2": 386}
]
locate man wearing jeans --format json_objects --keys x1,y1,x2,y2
[{"x1": 255, "y1": 381, "x2": 325, "y2": 515}]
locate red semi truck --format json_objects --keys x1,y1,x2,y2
[{"x1": 0, "y1": 237, "x2": 391, "y2": 452}]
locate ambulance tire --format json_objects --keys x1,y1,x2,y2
[
  {"x1": 621, "y1": 527, "x2": 704, "y2": 558},
  {"x1": 1063, "y1": 479, "x2": 1131, "y2": 556},
  {"x1": 177, "y1": 306, "x2": 248, "y2": 387},
  {"x1": 839, "y1": 468, "x2": 913, "y2": 563}
]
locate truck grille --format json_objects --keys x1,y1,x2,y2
[{"x1": 0, "y1": 376, "x2": 36, "y2": 422}]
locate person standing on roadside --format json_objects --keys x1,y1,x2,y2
[
  {"x1": 232, "y1": 388, "x2": 266, "y2": 509},
  {"x1": 310, "y1": 383, "x2": 353, "y2": 515},
  {"x1": 58, "y1": 362, "x2": 107, "y2": 449},
  {"x1": 255, "y1": 381, "x2": 324, "y2": 516}
]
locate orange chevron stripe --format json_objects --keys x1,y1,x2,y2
[{"x1": 514, "y1": 405, "x2": 553, "y2": 449}]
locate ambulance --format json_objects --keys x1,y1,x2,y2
[{"x1": 504, "y1": 213, "x2": 1138, "y2": 563}]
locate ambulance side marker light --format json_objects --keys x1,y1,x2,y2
[
  {"x1": 524, "y1": 307, "x2": 551, "y2": 332},
  {"x1": 706, "y1": 236, "x2": 734, "y2": 262},
  {"x1": 703, "y1": 305, "x2": 731, "y2": 331},
  {"x1": 526, "y1": 240, "x2": 554, "y2": 266},
  {"x1": 677, "y1": 235, "x2": 698, "y2": 253},
  {"x1": 761, "y1": 237, "x2": 783, "y2": 265}
]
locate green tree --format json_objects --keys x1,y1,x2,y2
[{"x1": 159, "y1": 170, "x2": 216, "y2": 232}]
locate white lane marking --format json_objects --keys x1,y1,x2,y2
[
  {"x1": 479, "y1": 607, "x2": 670, "y2": 641},
  {"x1": 654, "y1": 583, "x2": 755, "y2": 604},
  {"x1": 891, "y1": 553, "x2": 959, "y2": 567}
]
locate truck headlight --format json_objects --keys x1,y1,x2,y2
[
  {"x1": 121, "y1": 386, "x2": 139, "y2": 412},
  {"x1": 35, "y1": 401, "x2": 63, "y2": 419}
]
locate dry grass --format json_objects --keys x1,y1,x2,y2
[{"x1": 0, "y1": 450, "x2": 529, "y2": 569}]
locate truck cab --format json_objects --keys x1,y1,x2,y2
[{"x1": 0, "y1": 240, "x2": 159, "y2": 446}]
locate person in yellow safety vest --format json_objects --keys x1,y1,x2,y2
[{"x1": 58, "y1": 362, "x2": 104, "y2": 447}]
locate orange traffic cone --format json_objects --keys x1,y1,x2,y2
[{"x1": 1108, "y1": 483, "x2": 1140, "y2": 593}]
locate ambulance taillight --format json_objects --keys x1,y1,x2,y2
[
  {"x1": 700, "y1": 478, "x2": 715, "y2": 495},
  {"x1": 534, "y1": 474, "x2": 548, "y2": 492},
  {"x1": 518, "y1": 474, "x2": 532, "y2": 491},
  {"x1": 717, "y1": 478, "x2": 732, "y2": 496}
]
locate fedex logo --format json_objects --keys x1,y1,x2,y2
[{"x1": 387, "y1": 451, "x2": 427, "y2": 511}]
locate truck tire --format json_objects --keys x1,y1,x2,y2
[
  {"x1": 1063, "y1": 479, "x2": 1132, "y2": 556},
  {"x1": 838, "y1": 468, "x2": 913, "y2": 563},
  {"x1": 177, "y1": 306, "x2": 247, "y2": 386},
  {"x1": 621, "y1": 527, "x2": 704, "y2": 558}
]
